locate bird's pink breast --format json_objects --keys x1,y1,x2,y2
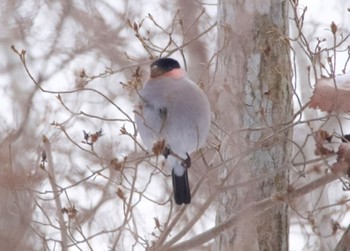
[{"x1": 163, "y1": 69, "x2": 184, "y2": 79}]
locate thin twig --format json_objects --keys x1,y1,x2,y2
[{"x1": 42, "y1": 135, "x2": 68, "y2": 251}]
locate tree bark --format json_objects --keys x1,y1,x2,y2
[{"x1": 215, "y1": 0, "x2": 292, "y2": 250}]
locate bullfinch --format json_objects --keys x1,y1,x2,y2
[{"x1": 134, "y1": 58, "x2": 211, "y2": 205}]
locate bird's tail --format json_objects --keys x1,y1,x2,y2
[{"x1": 172, "y1": 168, "x2": 191, "y2": 205}]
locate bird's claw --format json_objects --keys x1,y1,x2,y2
[
  {"x1": 181, "y1": 153, "x2": 191, "y2": 169},
  {"x1": 164, "y1": 148, "x2": 190, "y2": 168},
  {"x1": 163, "y1": 146, "x2": 171, "y2": 159}
]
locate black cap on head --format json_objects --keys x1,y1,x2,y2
[{"x1": 150, "y1": 58, "x2": 181, "y2": 74}]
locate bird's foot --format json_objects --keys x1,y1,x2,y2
[
  {"x1": 163, "y1": 146, "x2": 172, "y2": 159},
  {"x1": 181, "y1": 153, "x2": 191, "y2": 169}
]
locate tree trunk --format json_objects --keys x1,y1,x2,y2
[{"x1": 214, "y1": 0, "x2": 292, "y2": 250}]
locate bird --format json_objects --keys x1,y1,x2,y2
[{"x1": 134, "y1": 57, "x2": 211, "y2": 205}]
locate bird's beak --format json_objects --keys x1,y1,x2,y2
[{"x1": 150, "y1": 65, "x2": 164, "y2": 78}]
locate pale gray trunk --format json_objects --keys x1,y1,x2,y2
[{"x1": 215, "y1": 0, "x2": 292, "y2": 250}]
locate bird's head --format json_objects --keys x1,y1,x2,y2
[{"x1": 150, "y1": 58, "x2": 182, "y2": 78}]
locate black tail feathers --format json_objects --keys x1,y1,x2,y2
[{"x1": 172, "y1": 168, "x2": 191, "y2": 205}]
